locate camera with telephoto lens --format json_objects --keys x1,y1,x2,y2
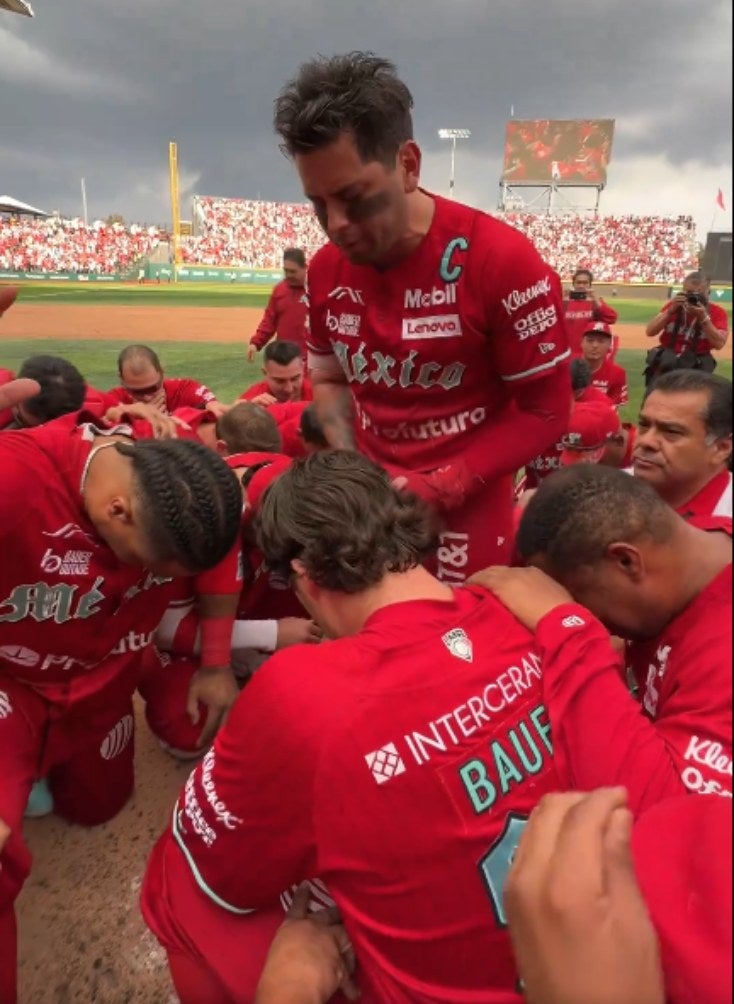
[{"x1": 685, "y1": 292, "x2": 707, "y2": 307}]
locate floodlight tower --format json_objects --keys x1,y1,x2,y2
[{"x1": 438, "y1": 128, "x2": 471, "y2": 199}]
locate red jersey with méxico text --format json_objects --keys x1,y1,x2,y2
[
  {"x1": 589, "y1": 355, "x2": 628, "y2": 407},
  {"x1": 105, "y1": 377, "x2": 216, "y2": 413},
  {"x1": 145, "y1": 588, "x2": 562, "y2": 1004},
  {"x1": 659, "y1": 301, "x2": 729, "y2": 356},
  {"x1": 249, "y1": 280, "x2": 309, "y2": 354},
  {"x1": 307, "y1": 194, "x2": 570, "y2": 472},
  {"x1": 562, "y1": 297, "x2": 618, "y2": 355},
  {"x1": 0, "y1": 415, "x2": 178, "y2": 704},
  {"x1": 675, "y1": 470, "x2": 732, "y2": 520}
]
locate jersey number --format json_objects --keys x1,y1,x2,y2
[{"x1": 478, "y1": 812, "x2": 528, "y2": 927}]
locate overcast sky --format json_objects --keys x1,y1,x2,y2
[{"x1": 1, "y1": 0, "x2": 731, "y2": 240}]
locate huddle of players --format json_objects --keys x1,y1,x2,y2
[{"x1": 0, "y1": 50, "x2": 732, "y2": 1004}]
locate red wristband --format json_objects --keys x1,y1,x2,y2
[{"x1": 199, "y1": 615, "x2": 234, "y2": 667}]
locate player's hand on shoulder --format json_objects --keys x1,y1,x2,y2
[
  {"x1": 276, "y1": 618, "x2": 323, "y2": 649},
  {"x1": 105, "y1": 402, "x2": 185, "y2": 439},
  {"x1": 249, "y1": 392, "x2": 278, "y2": 407},
  {"x1": 205, "y1": 399, "x2": 230, "y2": 420},
  {"x1": 255, "y1": 883, "x2": 360, "y2": 1004},
  {"x1": 505, "y1": 787, "x2": 664, "y2": 1004},
  {"x1": 466, "y1": 565, "x2": 574, "y2": 631}
]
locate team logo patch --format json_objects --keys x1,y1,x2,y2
[
  {"x1": 100, "y1": 714, "x2": 134, "y2": 760},
  {"x1": 442, "y1": 627, "x2": 473, "y2": 662},
  {"x1": 365, "y1": 742, "x2": 407, "y2": 785}
]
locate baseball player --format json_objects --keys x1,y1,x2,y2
[
  {"x1": 273, "y1": 52, "x2": 571, "y2": 578},
  {"x1": 0, "y1": 411, "x2": 241, "y2": 1003},
  {"x1": 141, "y1": 451, "x2": 563, "y2": 1004}
]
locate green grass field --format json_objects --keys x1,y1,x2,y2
[{"x1": 1, "y1": 337, "x2": 731, "y2": 426}]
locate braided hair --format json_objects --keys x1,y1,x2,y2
[{"x1": 114, "y1": 438, "x2": 242, "y2": 573}]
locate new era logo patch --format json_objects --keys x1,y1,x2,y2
[{"x1": 365, "y1": 743, "x2": 406, "y2": 785}]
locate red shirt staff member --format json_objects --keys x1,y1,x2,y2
[
  {"x1": 633, "y1": 369, "x2": 732, "y2": 518},
  {"x1": 247, "y1": 248, "x2": 309, "y2": 362},
  {"x1": 563, "y1": 268, "x2": 618, "y2": 356},
  {"x1": 471, "y1": 464, "x2": 732, "y2": 817},
  {"x1": 273, "y1": 52, "x2": 571, "y2": 579}
]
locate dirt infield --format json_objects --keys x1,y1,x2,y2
[
  {"x1": 1, "y1": 301, "x2": 649, "y2": 351},
  {"x1": 3, "y1": 301, "x2": 732, "y2": 357}
]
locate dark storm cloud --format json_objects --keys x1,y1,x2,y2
[{"x1": 0, "y1": 0, "x2": 730, "y2": 223}]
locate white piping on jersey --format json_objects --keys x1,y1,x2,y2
[
  {"x1": 171, "y1": 804, "x2": 255, "y2": 915},
  {"x1": 501, "y1": 348, "x2": 571, "y2": 383}
]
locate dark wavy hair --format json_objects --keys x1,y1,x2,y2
[
  {"x1": 256, "y1": 450, "x2": 438, "y2": 593},
  {"x1": 274, "y1": 51, "x2": 414, "y2": 165}
]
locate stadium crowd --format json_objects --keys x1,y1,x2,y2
[
  {"x1": 0, "y1": 216, "x2": 163, "y2": 274},
  {"x1": 182, "y1": 196, "x2": 326, "y2": 269},
  {"x1": 0, "y1": 50, "x2": 731, "y2": 1004},
  {"x1": 1, "y1": 205, "x2": 698, "y2": 283},
  {"x1": 497, "y1": 211, "x2": 698, "y2": 282}
]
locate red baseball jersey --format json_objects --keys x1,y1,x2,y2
[
  {"x1": 106, "y1": 377, "x2": 216, "y2": 412},
  {"x1": 267, "y1": 401, "x2": 309, "y2": 458},
  {"x1": 589, "y1": 355, "x2": 628, "y2": 407},
  {"x1": 532, "y1": 540, "x2": 731, "y2": 815},
  {"x1": 145, "y1": 587, "x2": 562, "y2": 1003},
  {"x1": 239, "y1": 378, "x2": 313, "y2": 403},
  {"x1": 562, "y1": 297, "x2": 618, "y2": 355},
  {"x1": 0, "y1": 416, "x2": 178, "y2": 704},
  {"x1": 249, "y1": 280, "x2": 309, "y2": 354},
  {"x1": 307, "y1": 194, "x2": 570, "y2": 473}
]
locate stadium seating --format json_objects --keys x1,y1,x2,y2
[
  {"x1": 0, "y1": 202, "x2": 699, "y2": 282},
  {"x1": 182, "y1": 196, "x2": 325, "y2": 269},
  {"x1": 0, "y1": 217, "x2": 163, "y2": 274},
  {"x1": 496, "y1": 212, "x2": 698, "y2": 282}
]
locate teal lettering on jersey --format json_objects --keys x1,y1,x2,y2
[
  {"x1": 0, "y1": 576, "x2": 106, "y2": 624},
  {"x1": 439, "y1": 237, "x2": 469, "y2": 283},
  {"x1": 458, "y1": 704, "x2": 554, "y2": 815}
]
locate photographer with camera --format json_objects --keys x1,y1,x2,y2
[
  {"x1": 644, "y1": 271, "x2": 729, "y2": 387},
  {"x1": 564, "y1": 268, "x2": 619, "y2": 355}
]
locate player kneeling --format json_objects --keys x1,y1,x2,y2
[{"x1": 142, "y1": 451, "x2": 564, "y2": 1004}]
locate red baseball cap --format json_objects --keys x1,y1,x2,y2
[
  {"x1": 561, "y1": 401, "x2": 621, "y2": 466},
  {"x1": 582, "y1": 321, "x2": 613, "y2": 339}
]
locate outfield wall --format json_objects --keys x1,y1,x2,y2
[
  {"x1": 0, "y1": 269, "x2": 122, "y2": 282},
  {"x1": 146, "y1": 263, "x2": 282, "y2": 284}
]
